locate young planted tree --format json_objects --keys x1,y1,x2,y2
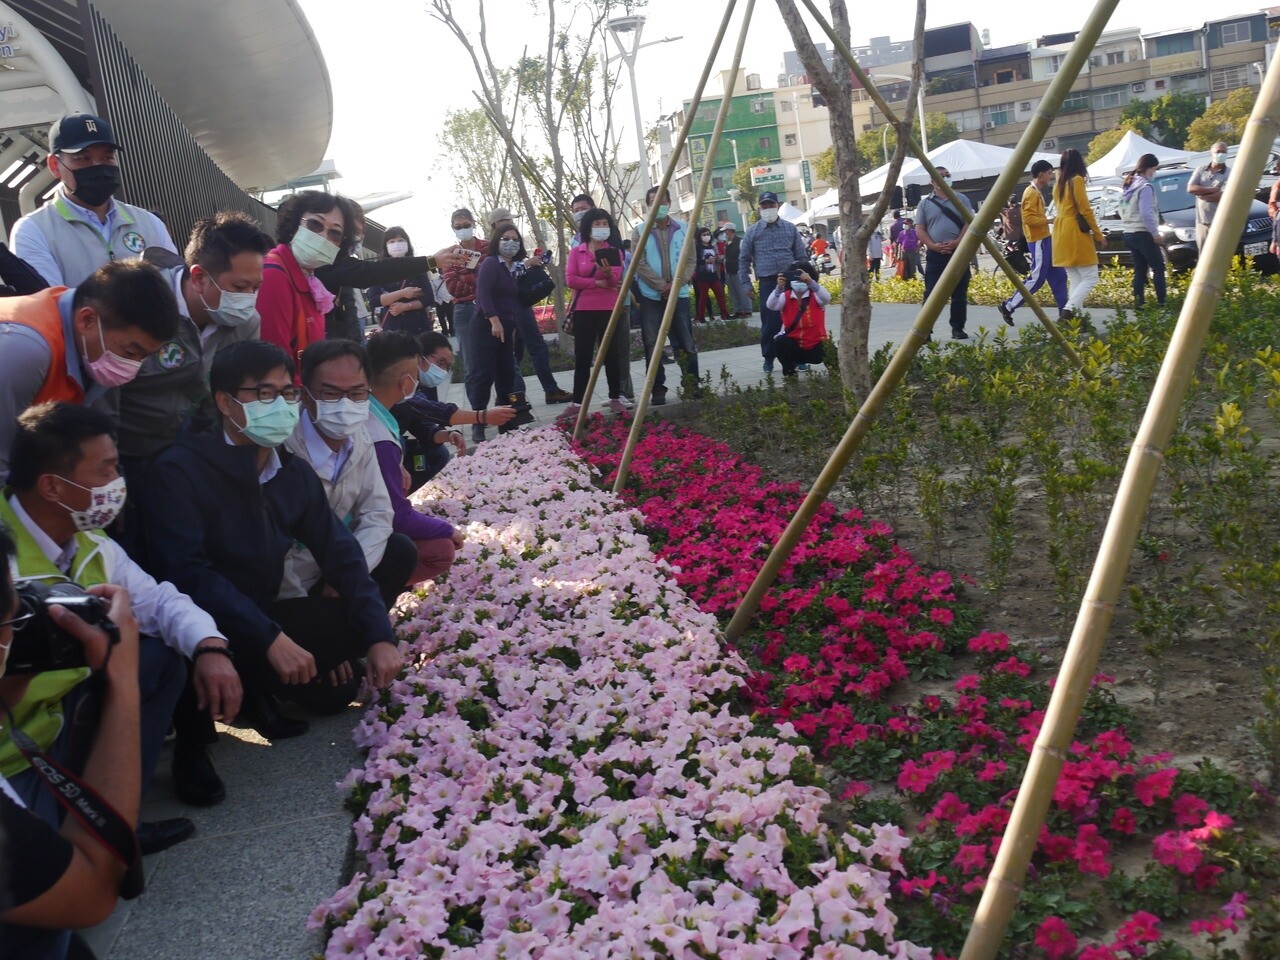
[
  {"x1": 436, "y1": 107, "x2": 523, "y2": 218},
  {"x1": 776, "y1": 0, "x2": 927, "y2": 400}
]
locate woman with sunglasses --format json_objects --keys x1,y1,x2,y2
[{"x1": 257, "y1": 191, "x2": 356, "y2": 373}]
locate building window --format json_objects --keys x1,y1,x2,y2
[
  {"x1": 946, "y1": 108, "x2": 980, "y2": 131},
  {"x1": 716, "y1": 209, "x2": 730, "y2": 223},
  {"x1": 697, "y1": 105, "x2": 716, "y2": 121},
  {"x1": 1212, "y1": 64, "x2": 1252, "y2": 91},
  {"x1": 1106, "y1": 50, "x2": 1126, "y2": 65},
  {"x1": 712, "y1": 176, "x2": 725, "y2": 189},
  {"x1": 1154, "y1": 78, "x2": 1167, "y2": 90},
  {"x1": 785, "y1": 133, "x2": 797, "y2": 146},
  {"x1": 1092, "y1": 85, "x2": 1130, "y2": 109},
  {"x1": 981, "y1": 102, "x2": 1014, "y2": 126},
  {"x1": 1153, "y1": 34, "x2": 1195, "y2": 56},
  {"x1": 1062, "y1": 91, "x2": 1090, "y2": 113},
  {"x1": 1173, "y1": 72, "x2": 1209, "y2": 94},
  {"x1": 780, "y1": 100, "x2": 793, "y2": 112},
  {"x1": 1045, "y1": 54, "x2": 1065, "y2": 76},
  {"x1": 759, "y1": 136, "x2": 772, "y2": 149},
  {"x1": 751, "y1": 100, "x2": 766, "y2": 114},
  {"x1": 1220, "y1": 20, "x2": 1250, "y2": 45}
]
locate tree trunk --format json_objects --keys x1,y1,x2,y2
[{"x1": 831, "y1": 101, "x2": 871, "y2": 398}]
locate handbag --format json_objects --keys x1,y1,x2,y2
[
  {"x1": 1076, "y1": 213, "x2": 1093, "y2": 234},
  {"x1": 516, "y1": 263, "x2": 556, "y2": 306}
]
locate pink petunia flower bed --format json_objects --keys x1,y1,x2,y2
[
  {"x1": 569, "y1": 416, "x2": 1264, "y2": 959},
  {"x1": 311, "y1": 427, "x2": 931, "y2": 959}
]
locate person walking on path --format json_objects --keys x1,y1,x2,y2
[
  {"x1": 867, "y1": 230, "x2": 884, "y2": 280},
  {"x1": 898, "y1": 220, "x2": 921, "y2": 280},
  {"x1": 998, "y1": 159, "x2": 1067, "y2": 325},
  {"x1": 1052, "y1": 149, "x2": 1106, "y2": 320},
  {"x1": 915, "y1": 167, "x2": 976, "y2": 339},
  {"x1": 1120, "y1": 153, "x2": 1167, "y2": 309},
  {"x1": 739, "y1": 191, "x2": 807, "y2": 372}
]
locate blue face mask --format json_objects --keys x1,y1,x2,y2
[{"x1": 419, "y1": 363, "x2": 449, "y2": 389}]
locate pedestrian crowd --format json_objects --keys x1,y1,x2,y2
[{"x1": 0, "y1": 111, "x2": 861, "y2": 958}]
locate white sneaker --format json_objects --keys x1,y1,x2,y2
[
  {"x1": 557, "y1": 403, "x2": 581, "y2": 420},
  {"x1": 609, "y1": 397, "x2": 633, "y2": 414}
]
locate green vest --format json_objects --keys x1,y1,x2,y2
[{"x1": 0, "y1": 495, "x2": 109, "y2": 778}]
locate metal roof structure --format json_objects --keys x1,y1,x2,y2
[{"x1": 90, "y1": 0, "x2": 331, "y2": 191}]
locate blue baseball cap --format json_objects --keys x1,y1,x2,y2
[
  {"x1": 49, "y1": 113, "x2": 121, "y2": 154},
  {"x1": 758, "y1": 191, "x2": 780, "y2": 205}
]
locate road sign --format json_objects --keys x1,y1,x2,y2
[
  {"x1": 750, "y1": 164, "x2": 785, "y2": 186},
  {"x1": 802, "y1": 160, "x2": 812, "y2": 193}
]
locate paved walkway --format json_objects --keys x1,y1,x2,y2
[{"x1": 85, "y1": 295, "x2": 1020, "y2": 958}]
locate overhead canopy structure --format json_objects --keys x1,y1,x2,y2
[
  {"x1": 90, "y1": 0, "x2": 331, "y2": 191},
  {"x1": 1086, "y1": 130, "x2": 1193, "y2": 179},
  {"x1": 778, "y1": 201, "x2": 807, "y2": 223},
  {"x1": 805, "y1": 141, "x2": 1061, "y2": 220},
  {"x1": 858, "y1": 139, "x2": 1061, "y2": 197}
]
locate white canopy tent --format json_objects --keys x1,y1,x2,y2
[
  {"x1": 1086, "y1": 130, "x2": 1193, "y2": 179},
  {"x1": 778, "y1": 201, "x2": 808, "y2": 224},
  {"x1": 805, "y1": 141, "x2": 1060, "y2": 220}
]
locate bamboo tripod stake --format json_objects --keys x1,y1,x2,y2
[
  {"x1": 957, "y1": 52, "x2": 1280, "y2": 960},
  {"x1": 608, "y1": 0, "x2": 756, "y2": 493},
  {"x1": 722, "y1": 0, "x2": 1118, "y2": 646},
  {"x1": 570, "y1": 2, "x2": 741, "y2": 443},
  {"x1": 796, "y1": 0, "x2": 1084, "y2": 370}
]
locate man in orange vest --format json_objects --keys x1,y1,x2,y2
[{"x1": 0, "y1": 258, "x2": 179, "y2": 479}]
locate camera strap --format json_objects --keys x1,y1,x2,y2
[{"x1": 1, "y1": 702, "x2": 144, "y2": 899}]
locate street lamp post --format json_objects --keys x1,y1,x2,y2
[
  {"x1": 607, "y1": 16, "x2": 682, "y2": 192},
  {"x1": 881, "y1": 122, "x2": 893, "y2": 164},
  {"x1": 871, "y1": 73, "x2": 929, "y2": 154}
]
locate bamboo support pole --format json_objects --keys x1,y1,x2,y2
[
  {"x1": 797, "y1": 0, "x2": 1084, "y2": 370},
  {"x1": 957, "y1": 53, "x2": 1280, "y2": 960},
  {"x1": 609, "y1": 0, "x2": 756, "y2": 493},
  {"x1": 721, "y1": 0, "x2": 1118, "y2": 645},
  {"x1": 571, "y1": 2, "x2": 741, "y2": 442}
]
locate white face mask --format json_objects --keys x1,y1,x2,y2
[
  {"x1": 790, "y1": 281, "x2": 810, "y2": 296},
  {"x1": 499, "y1": 239, "x2": 521, "y2": 258},
  {"x1": 291, "y1": 227, "x2": 340, "y2": 270},
  {"x1": 454, "y1": 227, "x2": 474, "y2": 242},
  {"x1": 200, "y1": 275, "x2": 259, "y2": 328},
  {"x1": 572, "y1": 210, "x2": 587, "y2": 224},
  {"x1": 386, "y1": 240, "x2": 410, "y2": 258},
  {"x1": 590, "y1": 227, "x2": 610, "y2": 242},
  {"x1": 311, "y1": 397, "x2": 369, "y2": 440},
  {"x1": 759, "y1": 207, "x2": 779, "y2": 224},
  {"x1": 1211, "y1": 151, "x2": 1226, "y2": 166},
  {"x1": 57, "y1": 475, "x2": 127, "y2": 532}
]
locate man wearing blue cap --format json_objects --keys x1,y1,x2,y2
[
  {"x1": 738, "y1": 192, "x2": 807, "y2": 373},
  {"x1": 11, "y1": 112, "x2": 177, "y2": 289}
]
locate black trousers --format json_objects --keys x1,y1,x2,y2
[
  {"x1": 174, "y1": 534, "x2": 416, "y2": 742},
  {"x1": 571, "y1": 309, "x2": 622, "y2": 402}
]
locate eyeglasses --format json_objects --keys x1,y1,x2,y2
[
  {"x1": 235, "y1": 385, "x2": 301, "y2": 404},
  {"x1": 307, "y1": 386, "x2": 371, "y2": 403},
  {"x1": 0, "y1": 606, "x2": 33, "y2": 632},
  {"x1": 301, "y1": 216, "x2": 345, "y2": 247},
  {"x1": 423, "y1": 354, "x2": 452, "y2": 373}
]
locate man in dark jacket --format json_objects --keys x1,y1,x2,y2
[
  {"x1": 144, "y1": 339, "x2": 403, "y2": 741},
  {"x1": 720, "y1": 224, "x2": 751, "y2": 318}
]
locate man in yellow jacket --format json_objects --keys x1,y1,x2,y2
[{"x1": 998, "y1": 160, "x2": 1067, "y2": 324}]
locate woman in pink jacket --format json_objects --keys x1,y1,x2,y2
[{"x1": 563, "y1": 208, "x2": 633, "y2": 416}]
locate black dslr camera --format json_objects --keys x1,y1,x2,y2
[
  {"x1": 6, "y1": 580, "x2": 119, "y2": 675},
  {"x1": 498, "y1": 391, "x2": 536, "y2": 434}
]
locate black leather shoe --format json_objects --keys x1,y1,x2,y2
[
  {"x1": 651, "y1": 388, "x2": 668, "y2": 406},
  {"x1": 138, "y1": 817, "x2": 196, "y2": 855},
  {"x1": 286, "y1": 674, "x2": 360, "y2": 716},
  {"x1": 172, "y1": 742, "x2": 226, "y2": 807},
  {"x1": 238, "y1": 693, "x2": 309, "y2": 741},
  {"x1": 951, "y1": 329, "x2": 970, "y2": 340}
]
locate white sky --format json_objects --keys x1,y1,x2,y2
[{"x1": 298, "y1": 0, "x2": 1244, "y2": 245}]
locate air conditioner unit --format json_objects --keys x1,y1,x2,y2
[
  {"x1": 983, "y1": 120, "x2": 996, "y2": 129},
  {"x1": 1042, "y1": 138, "x2": 1057, "y2": 150},
  {"x1": 1132, "y1": 81, "x2": 1146, "y2": 93},
  {"x1": 1020, "y1": 101, "x2": 1032, "y2": 111}
]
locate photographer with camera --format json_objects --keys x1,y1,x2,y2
[
  {"x1": 0, "y1": 525, "x2": 142, "y2": 960},
  {"x1": 1, "y1": 403, "x2": 238, "y2": 839}
]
